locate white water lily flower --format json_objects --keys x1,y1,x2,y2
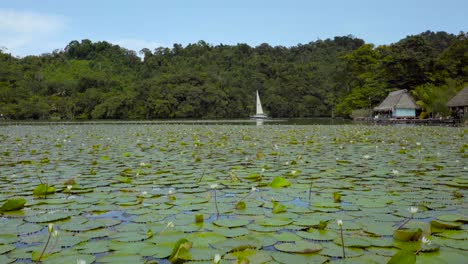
[
  {"x1": 261, "y1": 168, "x2": 266, "y2": 173},
  {"x1": 67, "y1": 185, "x2": 72, "y2": 190},
  {"x1": 142, "y1": 191, "x2": 148, "y2": 196},
  {"x1": 291, "y1": 170, "x2": 297, "y2": 175},
  {"x1": 408, "y1": 207, "x2": 419, "y2": 214},
  {"x1": 210, "y1": 184, "x2": 218, "y2": 189},
  {"x1": 213, "y1": 253, "x2": 221, "y2": 264},
  {"x1": 139, "y1": 162, "x2": 146, "y2": 167},
  {"x1": 251, "y1": 187, "x2": 258, "y2": 192},
  {"x1": 421, "y1": 236, "x2": 431, "y2": 245},
  {"x1": 416, "y1": 142, "x2": 421, "y2": 146},
  {"x1": 77, "y1": 260, "x2": 87, "y2": 264},
  {"x1": 48, "y1": 223, "x2": 54, "y2": 233},
  {"x1": 167, "y1": 222, "x2": 175, "y2": 228},
  {"x1": 337, "y1": 219, "x2": 343, "y2": 227},
  {"x1": 168, "y1": 189, "x2": 174, "y2": 195},
  {"x1": 392, "y1": 169, "x2": 399, "y2": 175},
  {"x1": 363, "y1": 155, "x2": 370, "y2": 159}
]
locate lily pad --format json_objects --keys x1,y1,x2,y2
[
  {"x1": 213, "y1": 218, "x2": 250, "y2": 228},
  {"x1": 0, "y1": 197, "x2": 26, "y2": 212},
  {"x1": 274, "y1": 240, "x2": 322, "y2": 253}
]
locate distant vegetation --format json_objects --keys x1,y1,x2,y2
[{"x1": 0, "y1": 31, "x2": 467, "y2": 119}]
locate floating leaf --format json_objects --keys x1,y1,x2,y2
[
  {"x1": 33, "y1": 184, "x2": 55, "y2": 196},
  {"x1": 274, "y1": 240, "x2": 322, "y2": 253},
  {"x1": 387, "y1": 250, "x2": 416, "y2": 264},
  {"x1": 430, "y1": 219, "x2": 462, "y2": 230},
  {"x1": 271, "y1": 200, "x2": 286, "y2": 214},
  {"x1": 394, "y1": 228, "x2": 423, "y2": 241},
  {"x1": 213, "y1": 218, "x2": 250, "y2": 228},
  {"x1": 270, "y1": 177, "x2": 291, "y2": 188},
  {"x1": 0, "y1": 197, "x2": 26, "y2": 212},
  {"x1": 435, "y1": 214, "x2": 468, "y2": 223},
  {"x1": 236, "y1": 201, "x2": 246, "y2": 210},
  {"x1": 169, "y1": 238, "x2": 192, "y2": 263}
]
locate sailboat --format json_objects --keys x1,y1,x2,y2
[{"x1": 250, "y1": 90, "x2": 268, "y2": 119}]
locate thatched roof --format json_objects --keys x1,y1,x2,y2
[
  {"x1": 374, "y1": 89, "x2": 419, "y2": 111},
  {"x1": 447, "y1": 85, "x2": 468, "y2": 107}
]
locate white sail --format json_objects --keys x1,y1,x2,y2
[
  {"x1": 251, "y1": 90, "x2": 267, "y2": 119},
  {"x1": 256, "y1": 90, "x2": 264, "y2": 115}
]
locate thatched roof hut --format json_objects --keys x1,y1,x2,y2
[
  {"x1": 374, "y1": 89, "x2": 419, "y2": 118},
  {"x1": 447, "y1": 85, "x2": 468, "y2": 118},
  {"x1": 447, "y1": 85, "x2": 468, "y2": 108}
]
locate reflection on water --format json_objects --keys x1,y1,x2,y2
[{"x1": 0, "y1": 118, "x2": 353, "y2": 126}]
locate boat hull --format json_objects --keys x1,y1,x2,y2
[{"x1": 250, "y1": 114, "x2": 268, "y2": 119}]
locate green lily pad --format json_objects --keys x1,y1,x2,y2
[
  {"x1": 0, "y1": 197, "x2": 26, "y2": 212},
  {"x1": 186, "y1": 232, "x2": 226, "y2": 247},
  {"x1": 430, "y1": 219, "x2": 462, "y2": 230},
  {"x1": 271, "y1": 251, "x2": 329, "y2": 264},
  {"x1": 210, "y1": 227, "x2": 250, "y2": 238},
  {"x1": 270, "y1": 177, "x2": 291, "y2": 188},
  {"x1": 0, "y1": 254, "x2": 14, "y2": 264},
  {"x1": 297, "y1": 229, "x2": 338, "y2": 241},
  {"x1": 97, "y1": 253, "x2": 144, "y2": 263},
  {"x1": 25, "y1": 211, "x2": 74, "y2": 223},
  {"x1": 394, "y1": 228, "x2": 423, "y2": 241},
  {"x1": 213, "y1": 218, "x2": 250, "y2": 228},
  {"x1": 387, "y1": 250, "x2": 416, "y2": 264},
  {"x1": 274, "y1": 240, "x2": 322, "y2": 253},
  {"x1": 333, "y1": 236, "x2": 372, "y2": 248},
  {"x1": 0, "y1": 244, "x2": 15, "y2": 254},
  {"x1": 435, "y1": 214, "x2": 468, "y2": 223},
  {"x1": 33, "y1": 184, "x2": 56, "y2": 196},
  {"x1": 0, "y1": 234, "x2": 19, "y2": 244},
  {"x1": 255, "y1": 217, "x2": 292, "y2": 226}
]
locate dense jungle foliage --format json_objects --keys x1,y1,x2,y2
[{"x1": 0, "y1": 31, "x2": 467, "y2": 119}]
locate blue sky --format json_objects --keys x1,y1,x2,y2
[{"x1": 1, "y1": 0, "x2": 466, "y2": 57}]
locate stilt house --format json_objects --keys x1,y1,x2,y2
[
  {"x1": 447, "y1": 85, "x2": 468, "y2": 119},
  {"x1": 373, "y1": 89, "x2": 419, "y2": 119}
]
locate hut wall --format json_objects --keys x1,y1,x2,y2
[{"x1": 394, "y1": 108, "x2": 416, "y2": 117}]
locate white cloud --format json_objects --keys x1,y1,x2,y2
[
  {"x1": 0, "y1": 9, "x2": 65, "y2": 33},
  {"x1": 112, "y1": 38, "x2": 166, "y2": 54},
  {"x1": 0, "y1": 9, "x2": 66, "y2": 56}
]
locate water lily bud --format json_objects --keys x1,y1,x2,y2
[
  {"x1": 210, "y1": 184, "x2": 218, "y2": 189},
  {"x1": 337, "y1": 219, "x2": 343, "y2": 227},
  {"x1": 213, "y1": 253, "x2": 221, "y2": 264},
  {"x1": 48, "y1": 223, "x2": 54, "y2": 233},
  {"x1": 53, "y1": 230, "x2": 59, "y2": 239},
  {"x1": 421, "y1": 236, "x2": 431, "y2": 245},
  {"x1": 408, "y1": 207, "x2": 418, "y2": 214},
  {"x1": 67, "y1": 185, "x2": 72, "y2": 191},
  {"x1": 167, "y1": 221, "x2": 174, "y2": 228}
]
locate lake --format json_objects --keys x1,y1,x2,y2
[{"x1": 0, "y1": 122, "x2": 466, "y2": 263}]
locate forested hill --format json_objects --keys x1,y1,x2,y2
[{"x1": 1, "y1": 31, "x2": 467, "y2": 120}]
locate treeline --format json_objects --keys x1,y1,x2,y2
[{"x1": 0, "y1": 31, "x2": 467, "y2": 120}]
